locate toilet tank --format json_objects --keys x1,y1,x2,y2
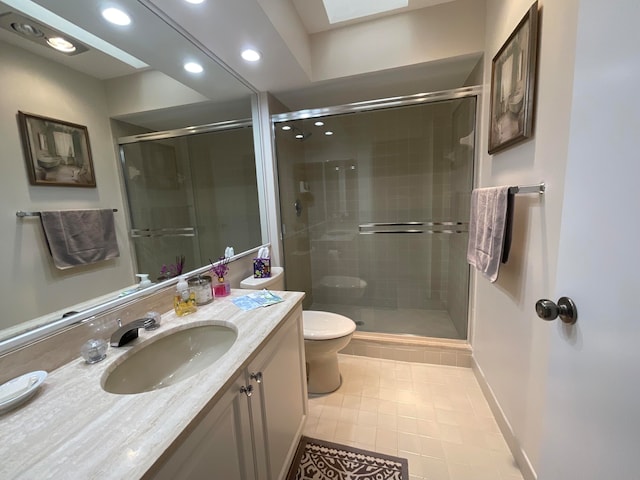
[{"x1": 240, "y1": 267, "x2": 285, "y2": 290}]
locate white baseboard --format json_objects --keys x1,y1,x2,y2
[{"x1": 471, "y1": 357, "x2": 537, "y2": 480}]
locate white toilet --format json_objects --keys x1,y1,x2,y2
[
  {"x1": 240, "y1": 267, "x2": 356, "y2": 394},
  {"x1": 302, "y1": 310, "x2": 355, "y2": 394}
]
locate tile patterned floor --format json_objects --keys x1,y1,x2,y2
[{"x1": 304, "y1": 355, "x2": 524, "y2": 480}]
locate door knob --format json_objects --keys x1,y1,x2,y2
[{"x1": 535, "y1": 297, "x2": 577, "y2": 324}]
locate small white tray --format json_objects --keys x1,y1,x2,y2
[{"x1": 0, "y1": 371, "x2": 47, "y2": 414}]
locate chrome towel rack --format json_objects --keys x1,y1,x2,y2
[
  {"x1": 16, "y1": 208, "x2": 118, "y2": 218},
  {"x1": 508, "y1": 183, "x2": 545, "y2": 194}
]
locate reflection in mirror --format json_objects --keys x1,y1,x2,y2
[
  {"x1": 119, "y1": 123, "x2": 261, "y2": 279},
  {"x1": 0, "y1": 0, "x2": 260, "y2": 347}
]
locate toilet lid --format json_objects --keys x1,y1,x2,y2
[{"x1": 303, "y1": 311, "x2": 356, "y2": 340}]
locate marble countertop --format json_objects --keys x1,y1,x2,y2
[{"x1": 0, "y1": 289, "x2": 304, "y2": 479}]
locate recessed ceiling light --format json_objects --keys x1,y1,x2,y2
[
  {"x1": 102, "y1": 7, "x2": 131, "y2": 26},
  {"x1": 46, "y1": 36, "x2": 76, "y2": 53},
  {"x1": 11, "y1": 22, "x2": 44, "y2": 37},
  {"x1": 184, "y1": 62, "x2": 204, "y2": 73},
  {"x1": 241, "y1": 49, "x2": 261, "y2": 62},
  {"x1": 282, "y1": 125, "x2": 292, "y2": 131},
  {"x1": 325, "y1": 131, "x2": 334, "y2": 136},
  {"x1": 295, "y1": 134, "x2": 304, "y2": 139},
  {"x1": 1, "y1": 0, "x2": 146, "y2": 67},
  {"x1": 184, "y1": 0, "x2": 205, "y2": 3},
  {"x1": 314, "y1": 121, "x2": 324, "y2": 127}
]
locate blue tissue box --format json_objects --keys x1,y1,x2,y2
[{"x1": 253, "y1": 258, "x2": 271, "y2": 278}]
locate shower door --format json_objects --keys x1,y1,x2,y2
[
  {"x1": 275, "y1": 95, "x2": 476, "y2": 340},
  {"x1": 119, "y1": 124, "x2": 260, "y2": 281}
]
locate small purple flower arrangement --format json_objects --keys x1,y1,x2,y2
[
  {"x1": 210, "y1": 257, "x2": 231, "y2": 297},
  {"x1": 158, "y1": 255, "x2": 185, "y2": 281},
  {"x1": 210, "y1": 257, "x2": 230, "y2": 282}
]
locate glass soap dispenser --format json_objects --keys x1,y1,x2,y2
[{"x1": 174, "y1": 276, "x2": 197, "y2": 316}]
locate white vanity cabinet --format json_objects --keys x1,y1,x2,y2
[{"x1": 151, "y1": 305, "x2": 307, "y2": 480}]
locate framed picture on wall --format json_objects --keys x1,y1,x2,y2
[
  {"x1": 488, "y1": 1, "x2": 539, "y2": 155},
  {"x1": 18, "y1": 111, "x2": 96, "y2": 187}
]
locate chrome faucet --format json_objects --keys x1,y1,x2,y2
[{"x1": 110, "y1": 317, "x2": 158, "y2": 347}]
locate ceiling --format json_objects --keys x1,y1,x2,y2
[
  {"x1": 292, "y1": 0, "x2": 457, "y2": 34},
  {"x1": 3, "y1": 0, "x2": 482, "y2": 117},
  {"x1": 145, "y1": 0, "x2": 483, "y2": 110}
]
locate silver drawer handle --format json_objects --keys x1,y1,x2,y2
[{"x1": 250, "y1": 372, "x2": 263, "y2": 384}]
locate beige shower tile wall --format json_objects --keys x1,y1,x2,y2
[
  {"x1": 122, "y1": 139, "x2": 199, "y2": 277},
  {"x1": 444, "y1": 97, "x2": 476, "y2": 339},
  {"x1": 189, "y1": 128, "x2": 260, "y2": 258},
  {"x1": 277, "y1": 124, "x2": 314, "y2": 309},
  {"x1": 299, "y1": 102, "x2": 466, "y2": 314}
]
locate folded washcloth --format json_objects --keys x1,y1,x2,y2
[
  {"x1": 40, "y1": 209, "x2": 120, "y2": 270},
  {"x1": 467, "y1": 187, "x2": 510, "y2": 282}
]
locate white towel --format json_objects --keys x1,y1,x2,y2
[
  {"x1": 467, "y1": 187, "x2": 510, "y2": 282},
  {"x1": 40, "y1": 209, "x2": 120, "y2": 270}
]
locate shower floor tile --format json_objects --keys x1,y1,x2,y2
[
  {"x1": 304, "y1": 355, "x2": 524, "y2": 480},
  {"x1": 309, "y1": 303, "x2": 462, "y2": 339}
]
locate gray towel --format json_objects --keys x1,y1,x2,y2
[
  {"x1": 40, "y1": 209, "x2": 120, "y2": 270},
  {"x1": 467, "y1": 187, "x2": 509, "y2": 282}
]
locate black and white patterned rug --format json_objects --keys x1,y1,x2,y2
[{"x1": 286, "y1": 436, "x2": 409, "y2": 480}]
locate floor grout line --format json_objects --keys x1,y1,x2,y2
[{"x1": 305, "y1": 354, "x2": 524, "y2": 480}]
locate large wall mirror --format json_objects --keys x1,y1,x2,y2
[{"x1": 0, "y1": 0, "x2": 263, "y2": 347}]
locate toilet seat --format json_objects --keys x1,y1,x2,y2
[{"x1": 303, "y1": 311, "x2": 356, "y2": 340}]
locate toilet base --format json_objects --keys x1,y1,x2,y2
[
  {"x1": 302, "y1": 312, "x2": 356, "y2": 395},
  {"x1": 306, "y1": 354, "x2": 343, "y2": 394}
]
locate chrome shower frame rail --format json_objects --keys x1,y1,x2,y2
[
  {"x1": 359, "y1": 221, "x2": 469, "y2": 235},
  {"x1": 117, "y1": 118, "x2": 253, "y2": 145},
  {"x1": 271, "y1": 85, "x2": 483, "y2": 123},
  {"x1": 130, "y1": 227, "x2": 196, "y2": 238}
]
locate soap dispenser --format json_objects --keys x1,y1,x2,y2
[
  {"x1": 174, "y1": 276, "x2": 197, "y2": 316},
  {"x1": 136, "y1": 273, "x2": 152, "y2": 289}
]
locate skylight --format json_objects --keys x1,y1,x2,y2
[{"x1": 322, "y1": 0, "x2": 409, "y2": 24}]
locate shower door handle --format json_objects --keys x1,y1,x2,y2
[{"x1": 294, "y1": 199, "x2": 303, "y2": 217}]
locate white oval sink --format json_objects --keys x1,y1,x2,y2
[{"x1": 102, "y1": 324, "x2": 237, "y2": 395}]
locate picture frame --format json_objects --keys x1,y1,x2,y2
[
  {"x1": 488, "y1": 1, "x2": 539, "y2": 155},
  {"x1": 18, "y1": 111, "x2": 96, "y2": 187}
]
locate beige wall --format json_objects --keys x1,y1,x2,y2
[
  {"x1": 1, "y1": 42, "x2": 135, "y2": 329},
  {"x1": 471, "y1": 0, "x2": 580, "y2": 475},
  {"x1": 310, "y1": 0, "x2": 485, "y2": 82}
]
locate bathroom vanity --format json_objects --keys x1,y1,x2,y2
[{"x1": 0, "y1": 290, "x2": 307, "y2": 480}]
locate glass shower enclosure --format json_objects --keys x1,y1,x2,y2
[
  {"x1": 118, "y1": 121, "x2": 261, "y2": 281},
  {"x1": 274, "y1": 91, "x2": 476, "y2": 340}
]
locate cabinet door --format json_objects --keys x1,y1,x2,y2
[
  {"x1": 249, "y1": 307, "x2": 307, "y2": 480},
  {"x1": 151, "y1": 374, "x2": 255, "y2": 480}
]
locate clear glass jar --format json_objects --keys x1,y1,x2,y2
[{"x1": 188, "y1": 275, "x2": 214, "y2": 305}]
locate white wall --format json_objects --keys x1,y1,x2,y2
[
  {"x1": 311, "y1": 0, "x2": 485, "y2": 82},
  {"x1": 105, "y1": 71, "x2": 211, "y2": 119},
  {"x1": 0, "y1": 42, "x2": 135, "y2": 331},
  {"x1": 471, "y1": 0, "x2": 579, "y2": 475}
]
